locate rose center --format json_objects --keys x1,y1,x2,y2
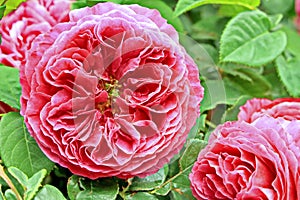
[{"x1": 95, "y1": 78, "x2": 119, "y2": 114}]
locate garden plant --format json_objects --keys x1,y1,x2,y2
[{"x1": 0, "y1": 0, "x2": 299, "y2": 199}]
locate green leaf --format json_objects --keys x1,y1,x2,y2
[
  {"x1": 220, "y1": 10, "x2": 287, "y2": 66},
  {"x1": 125, "y1": 192, "x2": 159, "y2": 200},
  {"x1": 223, "y1": 68, "x2": 272, "y2": 98},
  {"x1": 34, "y1": 185, "x2": 66, "y2": 200},
  {"x1": 179, "y1": 139, "x2": 207, "y2": 171},
  {"x1": 276, "y1": 56, "x2": 300, "y2": 97},
  {"x1": 2, "y1": 0, "x2": 26, "y2": 16},
  {"x1": 0, "y1": 112, "x2": 54, "y2": 177},
  {"x1": 203, "y1": 65, "x2": 271, "y2": 111},
  {"x1": 7, "y1": 167, "x2": 28, "y2": 189},
  {"x1": 261, "y1": 0, "x2": 294, "y2": 14},
  {"x1": 66, "y1": 176, "x2": 79, "y2": 200},
  {"x1": 221, "y1": 95, "x2": 252, "y2": 122},
  {"x1": 218, "y1": 5, "x2": 249, "y2": 17},
  {"x1": 191, "y1": 16, "x2": 222, "y2": 40},
  {"x1": 71, "y1": 0, "x2": 88, "y2": 9},
  {"x1": 25, "y1": 169, "x2": 47, "y2": 200},
  {"x1": 174, "y1": 0, "x2": 260, "y2": 16},
  {"x1": 171, "y1": 170, "x2": 195, "y2": 200},
  {"x1": 219, "y1": 63, "x2": 263, "y2": 82},
  {"x1": 0, "y1": 189, "x2": 4, "y2": 200},
  {"x1": 153, "y1": 183, "x2": 171, "y2": 196},
  {"x1": 263, "y1": 64, "x2": 289, "y2": 98},
  {"x1": 187, "y1": 115, "x2": 206, "y2": 140},
  {"x1": 281, "y1": 26, "x2": 300, "y2": 58},
  {"x1": 7, "y1": 167, "x2": 47, "y2": 200},
  {"x1": 200, "y1": 80, "x2": 227, "y2": 112},
  {"x1": 67, "y1": 176, "x2": 119, "y2": 200},
  {"x1": 0, "y1": 5, "x2": 5, "y2": 19},
  {"x1": 268, "y1": 14, "x2": 283, "y2": 29},
  {"x1": 4, "y1": 190, "x2": 17, "y2": 200},
  {"x1": 129, "y1": 165, "x2": 168, "y2": 191},
  {"x1": 0, "y1": 65, "x2": 21, "y2": 109}
]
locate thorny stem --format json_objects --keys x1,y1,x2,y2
[{"x1": 0, "y1": 163, "x2": 22, "y2": 200}]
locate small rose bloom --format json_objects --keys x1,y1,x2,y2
[
  {"x1": 238, "y1": 98, "x2": 300, "y2": 123},
  {"x1": 0, "y1": 0, "x2": 71, "y2": 68},
  {"x1": 20, "y1": 2, "x2": 203, "y2": 179},
  {"x1": 190, "y1": 116, "x2": 300, "y2": 199}
]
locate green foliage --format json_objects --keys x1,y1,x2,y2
[
  {"x1": 179, "y1": 139, "x2": 207, "y2": 170},
  {"x1": 34, "y1": 185, "x2": 66, "y2": 200},
  {"x1": 0, "y1": 65, "x2": 21, "y2": 109},
  {"x1": 0, "y1": 0, "x2": 26, "y2": 16},
  {"x1": 67, "y1": 176, "x2": 119, "y2": 200},
  {"x1": 276, "y1": 56, "x2": 300, "y2": 97},
  {"x1": 200, "y1": 79, "x2": 227, "y2": 112},
  {"x1": 174, "y1": 0, "x2": 260, "y2": 16},
  {"x1": 223, "y1": 68, "x2": 272, "y2": 98},
  {"x1": 170, "y1": 170, "x2": 195, "y2": 200},
  {"x1": 129, "y1": 165, "x2": 168, "y2": 191},
  {"x1": 0, "y1": 0, "x2": 299, "y2": 199},
  {"x1": 220, "y1": 10, "x2": 287, "y2": 66},
  {"x1": 261, "y1": 0, "x2": 294, "y2": 14},
  {"x1": 281, "y1": 26, "x2": 300, "y2": 59},
  {"x1": 190, "y1": 16, "x2": 223, "y2": 40},
  {"x1": 218, "y1": 5, "x2": 249, "y2": 17},
  {"x1": 0, "y1": 165, "x2": 62, "y2": 200},
  {"x1": 8, "y1": 167, "x2": 47, "y2": 200},
  {"x1": 125, "y1": 192, "x2": 159, "y2": 200},
  {"x1": 4, "y1": 190, "x2": 17, "y2": 200},
  {"x1": 0, "y1": 5, "x2": 5, "y2": 19},
  {"x1": 221, "y1": 95, "x2": 252, "y2": 122},
  {"x1": 0, "y1": 112, "x2": 55, "y2": 177}
]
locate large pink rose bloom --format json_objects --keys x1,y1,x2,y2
[
  {"x1": 0, "y1": 0, "x2": 71, "y2": 68},
  {"x1": 189, "y1": 116, "x2": 300, "y2": 199},
  {"x1": 20, "y1": 2, "x2": 203, "y2": 179},
  {"x1": 238, "y1": 98, "x2": 300, "y2": 123}
]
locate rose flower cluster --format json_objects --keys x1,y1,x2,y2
[
  {"x1": 2, "y1": 0, "x2": 300, "y2": 199},
  {"x1": 0, "y1": 1, "x2": 204, "y2": 179},
  {"x1": 190, "y1": 98, "x2": 300, "y2": 199}
]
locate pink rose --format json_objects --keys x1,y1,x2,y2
[
  {"x1": 238, "y1": 98, "x2": 300, "y2": 123},
  {"x1": 0, "y1": 0, "x2": 71, "y2": 68},
  {"x1": 189, "y1": 116, "x2": 300, "y2": 199},
  {"x1": 20, "y1": 2, "x2": 203, "y2": 179}
]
